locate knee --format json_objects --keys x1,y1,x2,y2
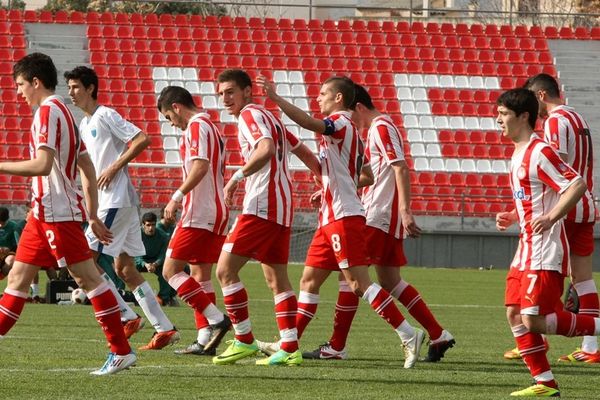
[
  {"x1": 522, "y1": 315, "x2": 546, "y2": 334},
  {"x1": 506, "y1": 306, "x2": 521, "y2": 325},
  {"x1": 115, "y1": 265, "x2": 138, "y2": 282}
]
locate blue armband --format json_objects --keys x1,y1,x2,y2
[{"x1": 322, "y1": 118, "x2": 336, "y2": 135}]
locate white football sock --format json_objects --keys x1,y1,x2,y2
[
  {"x1": 101, "y1": 273, "x2": 137, "y2": 321},
  {"x1": 134, "y1": 280, "x2": 174, "y2": 333},
  {"x1": 197, "y1": 327, "x2": 212, "y2": 346}
]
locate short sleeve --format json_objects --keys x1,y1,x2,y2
[
  {"x1": 285, "y1": 129, "x2": 300, "y2": 151},
  {"x1": 188, "y1": 120, "x2": 209, "y2": 161},
  {"x1": 321, "y1": 114, "x2": 349, "y2": 139},
  {"x1": 240, "y1": 108, "x2": 272, "y2": 144},
  {"x1": 375, "y1": 123, "x2": 404, "y2": 164},
  {"x1": 537, "y1": 145, "x2": 580, "y2": 193},
  {"x1": 544, "y1": 116, "x2": 568, "y2": 155},
  {"x1": 104, "y1": 108, "x2": 142, "y2": 143},
  {"x1": 36, "y1": 105, "x2": 58, "y2": 151}
]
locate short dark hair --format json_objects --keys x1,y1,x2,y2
[
  {"x1": 64, "y1": 66, "x2": 99, "y2": 100},
  {"x1": 13, "y1": 52, "x2": 58, "y2": 91},
  {"x1": 324, "y1": 76, "x2": 355, "y2": 109},
  {"x1": 156, "y1": 86, "x2": 196, "y2": 112},
  {"x1": 350, "y1": 84, "x2": 375, "y2": 111},
  {"x1": 523, "y1": 73, "x2": 560, "y2": 98},
  {"x1": 142, "y1": 212, "x2": 157, "y2": 224},
  {"x1": 0, "y1": 207, "x2": 8, "y2": 223},
  {"x1": 217, "y1": 69, "x2": 252, "y2": 90},
  {"x1": 496, "y1": 88, "x2": 539, "y2": 129}
]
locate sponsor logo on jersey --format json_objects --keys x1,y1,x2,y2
[{"x1": 513, "y1": 188, "x2": 531, "y2": 201}]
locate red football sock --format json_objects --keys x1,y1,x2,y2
[
  {"x1": 0, "y1": 289, "x2": 27, "y2": 336},
  {"x1": 363, "y1": 283, "x2": 405, "y2": 329},
  {"x1": 87, "y1": 283, "x2": 131, "y2": 355},
  {"x1": 546, "y1": 310, "x2": 596, "y2": 336},
  {"x1": 575, "y1": 280, "x2": 600, "y2": 317},
  {"x1": 193, "y1": 281, "x2": 217, "y2": 330},
  {"x1": 222, "y1": 282, "x2": 253, "y2": 344},
  {"x1": 328, "y1": 281, "x2": 359, "y2": 351},
  {"x1": 274, "y1": 291, "x2": 298, "y2": 352},
  {"x1": 513, "y1": 324, "x2": 557, "y2": 390},
  {"x1": 296, "y1": 291, "x2": 320, "y2": 339},
  {"x1": 392, "y1": 280, "x2": 443, "y2": 340}
]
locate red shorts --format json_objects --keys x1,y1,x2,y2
[
  {"x1": 305, "y1": 216, "x2": 370, "y2": 271},
  {"x1": 504, "y1": 268, "x2": 564, "y2": 315},
  {"x1": 15, "y1": 218, "x2": 91, "y2": 269},
  {"x1": 222, "y1": 214, "x2": 290, "y2": 264},
  {"x1": 167, "y1": 226, "x2": 225, "y2": 264},
  {"x1": 564, "y1": 220, "x2": 594, "y2": 256},
  {"x1": 365, "y1": 225, "x2": 407, "y2": 267}
]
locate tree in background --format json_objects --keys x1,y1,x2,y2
[
  {"x1": 43, "y1": 0, "x2": 226, "y2": 15},
  {"x1": 0, "y1": 0, "x2": 27, "y2": 10}
]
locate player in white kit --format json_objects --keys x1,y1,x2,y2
[{"x1": 65, "y1": 66, "x2": 180, "y2": 350}]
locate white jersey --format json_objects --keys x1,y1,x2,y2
[
  {"x1": 318, "y1": 111, "x2": 366, "y2": 227},
  {"x1": 362, "y1": 114, "x2": 405, "y2": 239},
  {"x1": 237, "y1": 103, "x2": 300, "y2": 227},
  {"x1": 179, "y1": 113, "x2": 228, "y2": 234},
  {"x1": 79, "y1": 105, "x2": 140, "y2": 209},
  {"x1": 30, "y1": 95, "x2": 87, "y2": 223},
  {"x1": 509, "y1": 135, "x2": 581, "y2": 275},
  {"x1": 544, "y1": 105, "x2": 595, "y2": 223}
]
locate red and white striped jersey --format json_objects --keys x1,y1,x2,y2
[
  {"x1": 318, "y1": 111, "x2": 366, "y2": 227},
  {"x1": 237, "y1": 103, "x2": 300, "y2": 227},
  {"x1": 362, "y1": 114, "x2": 406, "y2": 239},
  {"x1": 30, "y1": 95, "x2": 87, "y2": 223},
  {"x1": 509, "y1": 135, "x2": 581, "y2": 275},
  {"x1": 178, "y1": 113, "x2": 228, "y2": 234},
  {"x1": 544, "y1": 105, "x2": 595, "y2": 223}
]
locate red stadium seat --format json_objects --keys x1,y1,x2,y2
[{"x1": 559, "y1": 26, "x2": 574, "y2": 39}]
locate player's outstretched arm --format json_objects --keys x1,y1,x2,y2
[
  {"x1": 392, "y1": 161, "x2": 422, "y2": 238},
  {"x1": 98, "y1": 131, "x2": 150, "y2": 190},
  {"x1": 165, "y1": 159, "x2": 209, "y2": 220},
  {"x1": 291, "y1": 142, "x2": 321, "y2": 177},
  {"x1": 78, "y1": 152, "x2": 113, "y2": 245},
  {"x1": 531, "y1": 177, "x2": 587, "y2": 234},
  {"x1": 256, "y1": 75, "x2": 326, "y2": 134},
  {"x1": 0, "y1": 147, "x2": 54, "y2": 176}
]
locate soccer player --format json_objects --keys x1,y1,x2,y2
[
  {"x1": 212, "y1": 69, "x2": 320, "y2": 366},
  {"x1": 156, "y1": 85, "x2": 232, "y2": 356},
  {"x1": 0, "y1": 53, "x2": 134, "y2": 374},
  {"x1": 256, "y1": 75, "x2": 425, "y2": 368},
  {"x1": 524, "y1": 73, "x2": 599, "y2": 363},
  {"x1": 300, "y1": 84, "x2": 455, "y2": 361},
  {"x1": 65, "y1": 66, "x2": 180, "y2": 350},
  {"x1": 495, "y1": 88, "x2": 600, "y2": 397}
]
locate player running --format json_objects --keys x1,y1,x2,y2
[{"x1": 0, "y1": 53, "x2": 134, "y2": 374}]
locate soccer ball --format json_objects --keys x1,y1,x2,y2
[{"x1": 71, "y1": 288, "x2": 87, "y2": 304}]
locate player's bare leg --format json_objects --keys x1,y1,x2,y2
[
  {"x1": 167, "y1": 261, "x2": 228, "y2": 356},
  {"x1": 115, "y1": 253, "x2": 178, "y2": 350},
  {"x1": 376, "y1": 266, "x2": 454, "y2": 362},
  {"x1": 559, "y1": 254, "x2": 600, "y2": 362},
  {"x1": 341, "y1": 265, "x2": 424, "y2": 368}
]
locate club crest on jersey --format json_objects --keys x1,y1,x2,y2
[
  {"x1": 319, "y1": 149, "x2": 327, "y2": 160},
  {"x1": 513, "y1": 187, "x2": 531, "y2": 201},
  {"x1": 517, "y1": 166, "x2": 527, "y2": 180}
]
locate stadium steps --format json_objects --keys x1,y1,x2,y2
[
  {"x1": 549, "y1": 39, "x2": 600, "y2": 190},
  {"x1": 25, "y1": 22, "x2": 87, "y2": 119}
]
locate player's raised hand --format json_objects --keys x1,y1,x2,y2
[
  {"x1": 496, "y1": 210, "x2": 517, "y2": 231},
  {"x1": 256, "y1": 75, "x2": 277, "y2": 99},
  {"x1": 310, "y1": 190, "x2": 322, "y2": 207},
  {"x1": 88, "y1": 216, "x2": 113, "y2": 245}
]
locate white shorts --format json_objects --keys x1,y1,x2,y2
[{"x1": 86, "y1": 207, "x2": 145, "y2": 258}]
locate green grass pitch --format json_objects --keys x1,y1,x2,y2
[{"x1": 0, "y1": 265, "x2": 598, "y2": 399}]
